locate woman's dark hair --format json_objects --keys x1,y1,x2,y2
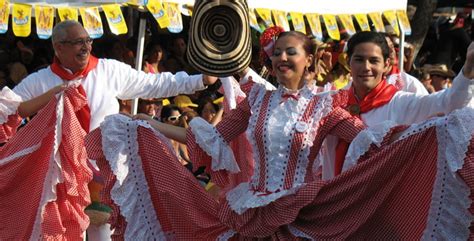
[
  {"x1": 196, "y1": 97, "x2": 219, "y2": 116},
  {"x1": 276, "y1": 31, "x2": 316, "y2": 72},
  {"x1": 346, "y1": 31, "x2": 390, "y2": 61},
  {"x1": 160, "y1": 104, "x2": 181, "y2": 122}
]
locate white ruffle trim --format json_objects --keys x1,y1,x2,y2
[
  {"x1": 422, "y1": 108, "x2": 474, "y2": 240},
  {"x1": 189, "y1": 117, "x2": 240, "y2": 173},
  {"x1": 226, "y1": 182, "x2": 303, "y2": 215},
  {"x1": 31, "y1": 93, "x2": 64, "y2": 240},
  {"x1": 100, "y1": 114, "x2": 168, "y2": 240},
  {"x1": 288, "y1": 225, "x2": 315, "y2": 240},
  {"x1": 342, "y1": 120, "x2": 397, "y2": 172},
  {"x1": 0, "y1": 87, "x2": 22, "y2": 124},
  {"x1": 216, "y1": 230, "x2": 236, "y2": 241}
]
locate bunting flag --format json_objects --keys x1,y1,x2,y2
[
  {"x1": 256, "y1": 8, "x2": 273, "y2": 28},
  {"x1": 163, "y1": 2, "x2": 183, "y2": 33},
  {"x1": 35, "y1": 5, "x2": 54, "y2": 39},
  {"x1": 0, "y1": 0, "x2": 9, "y2": 34},
  {"x1": 58, "y1": 7, "x2": 78, "y2": 22},
  {"x1": 323, "y1": 14, "x2": 340, "y2": 40},
  {"x1": 102, "y1": 4, "x2": 128, "y2": 35},
  {"x1": 290, "y1": 12, "x2": 306, "y2": 34},
  {"x1": 368, "y1": 12, "x2": 385, "y2": 32},
  {"x1": 338, "y1": 14, "x2": 356, "y2": 35},
  {"x1": 12, "y1": 3, "x2": 31, "y2": 37},
  {"x1": 396, "y1": 10, "x2": 412, "y2": 35},
  {"x1": 146, "y1": 0, "x2": 170, "y2": 28},
  {"x1": 79, "y1": 7, "x2": 103, "y2": 39},
  {"x1": 306, "y1": 13, "x2": 322, "y2": 40},
  {"x1": 354, "y1": 13, "x2": 371, "y2": 32},
  {"x1": 127, "y1": 0, "x2": 143, "y2": 6},
  {"x1": 272, "y1": 10, "x2": 289, "y2": 31},
  {"x1": 248, "y1": 8, "x2": 262, "y2": 32},
  {"x1": 383, "y1": 10, "x2": 400, "y2": 36}
]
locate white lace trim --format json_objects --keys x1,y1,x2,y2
[
  {"x1": 0, "y1": 87, "x2": 22, "y2": 124},
  {"x1": 228, "y1": 87, "x2": 333, "y2": 214},
  {"x1": 288, "y1": 225, "x2": 315, "y2": 240},
  {"x1": 226, "y1": 181, "x2": 304, "y2": 214},
  {"x1": 30, "y1": 93, "x2": 64, "y2": 241},
  {"x1": 342, "y1": 120, "x2": 397, "y2": 172},
  {"x1": 216, "y1": 230, "x2": 236, "y2": 241},
  {"x1": 189, "y1": 117, "x2": 240, "y2": 173},
  {"x1": 100, "y1": 114, "x2": 167, "y2": 240},
  {"x1": 422, "y1": 108, "x2": 474, "y2": 240}
]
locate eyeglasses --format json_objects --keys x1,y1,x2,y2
[
  {"x1": 60, "y1": 37, "x2": 93, "y2": 47},
  {"x1": 167, "y1": 115, "x2": 181, "y2": 121}
]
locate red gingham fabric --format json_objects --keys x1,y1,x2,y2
[
  {"x1": 186, "y1": 98, "x2": 252, "y2": 188},
  {"x1": 0, "y1": 88, "x2": 92, "y2": 240},
  {"x1": 84, "y1": 94, "x2": 474, "y2": 240},
  {"x1": 0, "y1": 113, "x2": 22, "y2": 143}
]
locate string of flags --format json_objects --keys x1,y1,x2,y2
[{"x1": 0, "y1": 0, "x2": 411, "y2": 40}]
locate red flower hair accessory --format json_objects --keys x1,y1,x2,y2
[{"x1": 259, "y1": 26, "x2": 285, "y2": 72}]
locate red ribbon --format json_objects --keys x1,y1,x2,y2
[{"x1": 50, "y1": 56, "x2": 98, "y2": 133}]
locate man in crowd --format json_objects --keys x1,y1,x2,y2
[{"x1": 0, "y1": 20, "x2": 216, "y2": 240}]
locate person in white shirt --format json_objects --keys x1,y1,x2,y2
[
  {"x1": 0, "y1": 20, "x2": 217, "y2": 240},
  {"x1": 322, "y1": 31, "x2": 474, "y2": 179}
]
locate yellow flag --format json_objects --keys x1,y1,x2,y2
[
  {"x1": 249, "y1": 9, "x2": 261, "y2": 32},
  {"x1": 80, "y1": 7, "x2": 103, "y2": 38},
  {"x1": 127, "y1": 0, "x2": 143, "y2": 6},
  {"x1": 0, "y1": 0, "x2": 10, "y2": 34},
  {"x1": 290, "y1": 12, "x2": 305, "y2": 34},
  {"x1": 397, "y1": 10, "x2": 412, "y2": 35},
  {"x1": 383, "y1": 10, "x2": 400, "y2": 36},
  {"x1": 322, "y1": 14, "x2": 340, "y2": 41},
  {"x1": 354, "y1": 13, "x2": 370, "y2": 32},
  {"x1": 368, "y1": 12, "x2": 384, "y2": 32},
  {"x1": 256, "y1": 8, "x2": 273, "y2": 28},
  {"x1": 146, "y1": 0, "x2": 170, "y2": 28},
  {"x1": 12, "y1": 3, "x2": 31, "y2": 37},
  {"x1": 35, "y1": 5, "x2": 54, "y2": 39},
  {"x1": 306, "y1": 13, "x2": 322, "y2": 40},
  {"x1": 272, "y1": 10, "x2": 289, "y2": 31},
  {"x1": 163, "y1": 2, "x2": 182, "y2": 33},
  {"x1": 102, "y1": 4, "x2": 128, "y2": 35},
  {"x1": 338, "y1": 14, "x2": 356, "y2": 36},
  {"x1": 58, "y1": 7, "x2": 78, "y2": 22}
]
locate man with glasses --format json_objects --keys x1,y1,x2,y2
[
  {"x1": 12, "y1": 20, "x2": 216, "y2": 130},
  {"x1": 0, "y1": 20, "x2": 217, "y2": 240}
]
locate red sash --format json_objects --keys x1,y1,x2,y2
[
  {"x1": 334, "y1": 80, "x2": 398, "y2": 175},
  {"x1": 50, "y1": 56, "x2": 98, "y2": 133}
]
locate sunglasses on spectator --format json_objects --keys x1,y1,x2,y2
[
  {"x1": 60, "y1": 37, "x2": 93, "y2": 47},
  {"x1": 167, "y1": 115, "x2": 181, "y2": 121}
]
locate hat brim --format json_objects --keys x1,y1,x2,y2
[{"x1": 429, "y1": 70, "x2": 455, "y2": 78}]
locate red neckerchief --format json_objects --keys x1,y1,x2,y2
[
  {"x1": 334, "y1": 79, "x2": 398, "y2": 176},
  {"x1": 50, "y1": 56, "x2": 98, "y2": 133}
]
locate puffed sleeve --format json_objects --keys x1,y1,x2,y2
[
  {"x1": 319, "y1": 107, "x2": 365, "y2": 142},
  {"x1": 0, "y1": 87, "x2": 23, "y2": 143},
  {"x1": 186, "y1": 98, "x2": 252, "y2": 181}
]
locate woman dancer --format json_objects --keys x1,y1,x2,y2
[{"x1": 86, "y1": 31, "x2": 474, "y2": 240}]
